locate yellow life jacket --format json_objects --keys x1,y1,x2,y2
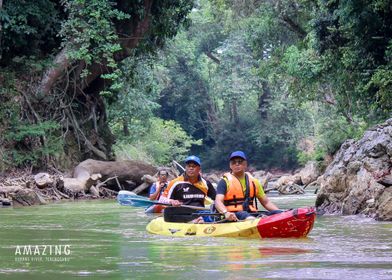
[{"x1": 223, "y1": 172, "x2": 258, "y2": 212}]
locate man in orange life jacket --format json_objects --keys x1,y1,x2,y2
[
  {"x1": 160, "y1": 155, "x2": 216, "y2": 208},
  {"x1": 215, "y1": 151, "x2": 279, "y2": 221},
  {"x1": 149, "y1": 169, "x2": 169, "y2": 201}
]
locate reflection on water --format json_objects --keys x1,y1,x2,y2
[
  {"x1": 258, "y1": 247, "x2": 312, "y2": 256},
  {"x1": 0, "y1": 193, "x2": 391, "y2": 279}
]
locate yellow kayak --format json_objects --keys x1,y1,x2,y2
[
  {"x1": 147, "y1": 217, "x2": 262, "y2": 238},
  {"x1": 146, "y1": 207, "x2": 316, "y2": 238}
]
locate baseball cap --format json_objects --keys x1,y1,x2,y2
[
  {"x1": 229, "y1": 151, "x2": 247, "y2": 160},
  {"x1": 184, "y1": 155, "x2": 201, "y2": 166}
]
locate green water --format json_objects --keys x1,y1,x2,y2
[{"x1": 0, "y1": 193, "x2": 391, "y2": 279}]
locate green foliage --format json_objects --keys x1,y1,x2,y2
[
  {"x1": 108, "y1": 54, "x2": 161, "y2": 138},
  {"x1": 0, "y1": 0, "x2": 62, "y2": 64},
  {"x1": 113, "y1": 118, "x2": 201, "y2": 165},
  {"x1": 59, "y1": 0, "x2": 129, "y2": 79},
  {"x1": 2, "y1": 0, "x2": 392, "y2": 173},
  {"x1": 307, "y1": 0, "x2": 392, "y2": 120},
  {"x1": 1, "y1": 0, "x2": 195, "y2": 170},
  {"x1": 4, "y1": 121, "x2": 63, "y2": 169},
  {"x1": 158, "y1": 37, "x2": 215, "y2": 142}
]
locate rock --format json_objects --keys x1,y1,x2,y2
[
  {"x1": 375, "y1": 187, "x2": 392, "y2": 221},
  {"x1": 298, "y1": 161, "x2": 320, "y2": 185},
  {"x1": 34, "y1": 172, "x2": 54, "y2": 189},
  {"x1": 315, "y1": 118, "x2": 392, "y2": 221},
  {"x1": 252, "y1": 170, "x2": 268, "y2": 179},
  {"x1": 90, "y1": 186, "x2": 99, "y2": 197},
  {"x1": 204, "y1": 173, "x2": 221, "y2": 184},
  {"x1": 10, "y1": 189, "x2": 47, "y2": 206},
  {"x1": 0, "y1": 198, "x2": 12, "y2": 206},
  {"x1": 378, "y1": 174, "x2": 392, "y2": 187}
]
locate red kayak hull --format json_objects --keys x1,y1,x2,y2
[{"x1": 257, "y1": 207, "x2": 316, "y2": 238}]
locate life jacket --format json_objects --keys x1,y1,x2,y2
[
  {"x1": 223, "y1": 172, "x2": 258, "y2": 212},
  {"x1": 154, "y1": 180, "x2": 167, "y2": 200},
  {"x1": 145, "y1": 204, "x2": 165, "y2": 214}
]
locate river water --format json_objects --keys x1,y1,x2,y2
[{"x1": 0, "y1": 192, "x2": 391, "y2": 279}]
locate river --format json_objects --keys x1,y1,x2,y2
[{"x1": 0, "y1": 192, "x2": 391, "y2": 279}]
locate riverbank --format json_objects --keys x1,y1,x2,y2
[
  {"x1": 0, "y1": 169, "x2": 117, "y2": 207},
  {"x1": 0, "y1": 164, "x2": 314, "y2": 208}
]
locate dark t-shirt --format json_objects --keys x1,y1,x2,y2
[
  {"x1": 216, "y1": 179, "x2": 228, "y2": 195},
  {"x1": 169, "y1": 179, "x2": 216, "y2": 207}
]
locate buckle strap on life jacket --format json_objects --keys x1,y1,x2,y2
[{"x1": 224, "y1": 198, "x2": 246, "y2": 206}]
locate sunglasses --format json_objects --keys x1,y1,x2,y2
[{"x1": 230, "y1": 159, "x2": 245, "y2": 165}]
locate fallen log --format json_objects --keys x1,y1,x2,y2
[
  {"x1": 34, "y1": 172, "x2": 54, "y2": 189},
  {"x1": 61, "y1": 159, "x2": 157, "y2": 194},
  {"x1": 132, "y1": 174, "x2": 156, "y2": 194}
]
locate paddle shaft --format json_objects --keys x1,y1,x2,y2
[
  {"x1": 171, "y1": 210, "x2": 272, "y2": 216},
  {"x1": 118, "y1": 190, "x2": 207, "y2": 210},
  {"x1": 153, "y1": 202, "x2": 206, "y2": 210}
]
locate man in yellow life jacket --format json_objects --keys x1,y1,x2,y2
[
  {"x1": 160, "y1": 155, "x2": 216, "y2": 208},
  {"x1": 215, "y1": 151, "x2": 280, "y2": 221}
]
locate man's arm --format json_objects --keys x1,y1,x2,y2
[
  {"x1": 160, "y1": 180, "x2": 181, "y2": 206},
  {"x1": 254, "y1": 178, "x2": 279, "y2": 211},
  {"x1": 257, "y1": 195, "x2": 279, "y2": 211},
  {"x1": 149, "y1": 183, "x2": 160, "y2": 200},
  {"x1": 214, "y1": 179, "x2": 238, "y2": 221},
  {"x1": 206, "y1": 180, "x2": 216, "y2": 200}
]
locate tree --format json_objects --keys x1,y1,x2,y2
[{"x1": 0, "y1": 0, "x2": 193, "y2": 170}]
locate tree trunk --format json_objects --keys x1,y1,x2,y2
[
  {"x1": 259, "y1": 80, "x2": 271, "y2": 119},
  {"x1": 61, "y1": 159, "x2": 157, "y2": 194},
  {"x1": 34, "y1": 0, "x2": 155, "y2": 164}
]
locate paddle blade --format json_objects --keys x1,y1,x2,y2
[
  {"x1": 117, "y1": 190, "x2": 153, "y2": 207},
  {"x1": 163, "y1": 207, "x2": 197, "y2": 223},
  {"x1": 117, "y1": 190, "x2": 170, "y2": 208}
]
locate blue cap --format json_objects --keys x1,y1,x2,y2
[
  {"x1": 184, "y1": 155, "x2": 201, "y2": 166},
  {"x1": 229, "y1": 151, "x2": 247, "y2": 160}
]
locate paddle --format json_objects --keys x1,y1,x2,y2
[
  {"x1": 117, "y1": 190, "x2": 206, "y2": 210},
  {"x1": 163, "y1": 206, "x2": 221, "y2": 223},
  {"x1": 163, "y1": 207, "x2": 286, "y2": 223}
]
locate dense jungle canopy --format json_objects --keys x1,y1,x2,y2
[{"x1": 0, "y1": 0, "x2": 391, "y2": 172}]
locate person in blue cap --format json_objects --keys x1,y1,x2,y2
[
  {"x1": 160, "y1": 155, "x2": 216, "y2": 209},
  {"x1": 215, "y1": 151, "x2": 280, "y2": 221}
]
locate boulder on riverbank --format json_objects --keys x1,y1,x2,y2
[
  {"x1": 0, "y1": 159, "x2": 160, "y2": 206},
  {"x1": 315, "y1": 118, "x2": 392, "y2": 221}
]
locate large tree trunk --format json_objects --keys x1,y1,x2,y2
[
  {"x1": 38, "y1": 1, "x2": 153, "y2": 97},
  {"x1": 61, "y1": 159, "x2": 157, "y2": 194},
  {"x1": 34, "y1": 0, "x2": 155, "y2": 165}
]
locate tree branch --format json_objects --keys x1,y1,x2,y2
[
  {"x1": 280, "y1": 15, "x2": 306, "y2": 38},
  {"x1": 38, "y1": 0, "x2": 154, "y2": 95},
  {"x1": 38, "y1": 47, "x2": 70, "y2": 96},
  {"x1": 84, "y1": 0, "x2": 154, "y2": 88},
  {"x1": 205, "y1": 52, "x2": 220, "y2": 64}
]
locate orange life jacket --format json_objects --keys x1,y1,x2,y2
[
  {"x1": 154, "y1": 180, "x2": 167, "y2": 200},
  {"x1": 223, "y1": 172, "x2": 258, "y2": 212}
]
